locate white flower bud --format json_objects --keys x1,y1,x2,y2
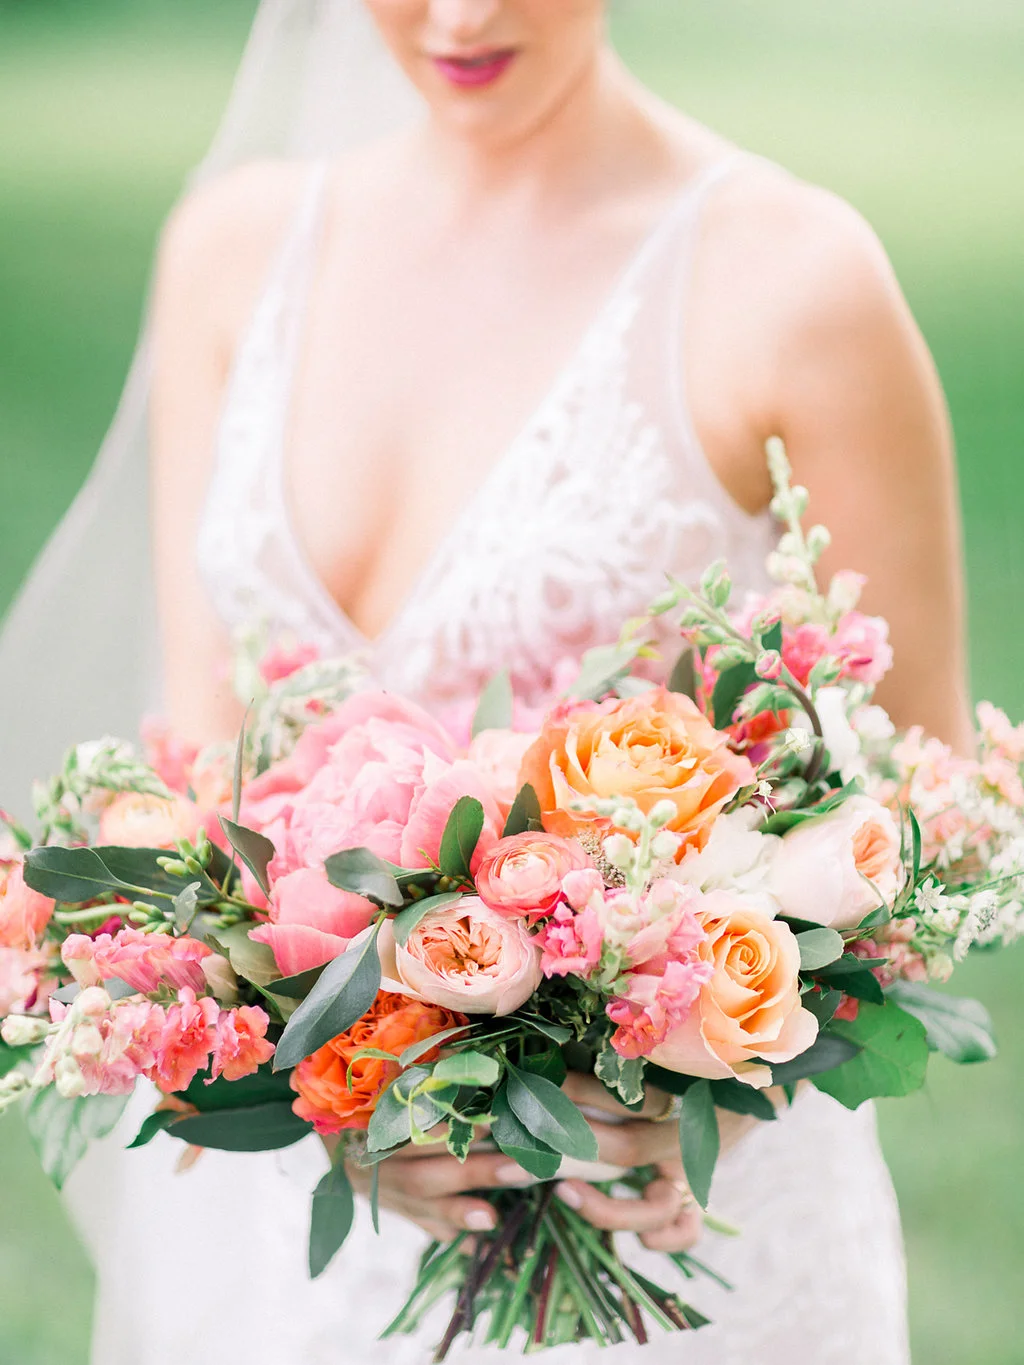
[
  {"x1": 0, "y1": 1073, "x2": 32, "y2": 1110},
  {"x1": 790, "y1": 485, "x2": 810, "y2": 517},
  {"x1": 806, "y1": 524, "x2": 832, "y2": 559},
  {"x1": 0, "y1": 1016, "x2": 51, "y2": 1049},
  {"x1": 612, "y1": 805, "x2": 645, "y2": 834},
  {"x1": 650, "y1": 830, "x2": 683, "y2": 862},
  {"x1": 601, "y1": 834, "x2": 635, "y2": 871},
  {"x1": 55, "y1": 1055, "x2": 87, "y2": 1100},
  {"x1": 648, "y1": 800, "x2": 679, "y2": 829},
  {"x1": 784, "y1": 728, "x2": 813, "y2": 755}
]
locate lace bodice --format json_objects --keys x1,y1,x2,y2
[
  {"x1": 195, "y1": 157, "x2": 777, "y2": 708},
  {"x1": 68, "y1": 157, "x2": 910, "y2": 1365}
]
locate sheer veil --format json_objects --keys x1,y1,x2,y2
[{"x1": 0, "y1": 0, "x2": 420, "y2": 814}]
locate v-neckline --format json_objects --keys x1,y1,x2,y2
[{"x1": 274, "y1": 167, "x2": 712, "y2": 655}]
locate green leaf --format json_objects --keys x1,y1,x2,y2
[
  {"x1": 180, "y1": 1062, "x2": 296, "y2": 1112},
  {"x1": 325, "y1": 848, "x2": 403, "y2": 908},
  {"x1": 23, "y1": 1090, "x2": 128, "y2": 1189},
  {"x1": 594, "y1": 1044, "x2": 646, "y2": 1107},
  {"x1": 446, "y1": 1117, "x2": 475, "y2": 1162},
  {"x1": 760, "y1": 619, "x2": 783, "y2": 653},
  {"x1": 128, "y1": 1109, "x2": 181, "y2": 1148},
  {"x1": 813, "y1": 1001, "x2": 930, "y2": 1109},
  {"x1": 768, "y1": 1031, "x2": 862, "y2": 1084},
  {"x1": 265, "y1": 964, "x2": 326, "y2": 999},
  {"x1": 569, "y1": 640, "x2": 644, "y2": 703},
  {"x1": 710, "y1": 1078, "x2": 777, "y2": 1122},
  {"x1": 471, "y1": 669, "x2": 514, "y2": 738},
  {"x1": 711, "y1": 661, "x2": 756, "y2": 728},
  {"x1": 438, "y1": 797, "x2": 485, "y2": 882},
  {"x1": 24, "y1": 845, "x2": 220, "y2": 910},
  {"x1": 503, "y1": 783, "x2": 542, "y2": 838},
  {"x1": 231, "y1": 710, "x2": 248, "y2": 823},
  {"x1": 511, "y1": 1014, "x2": 572, "y2": 1045},
  {"x1": 813, "y1": 954, "x2": 885, "y2": 1004},
  {"x1": 274, "y1": 922, "x2": 383, "y2": 1071},
  {"x1": 392, "y1": 892, "x2": 463, "y2": 948},
  {"x1": 169, "y1": 1101, "x2": 310, "y2": 1152},
  {"x1": 490, "y1": 1086, "x2": 563, "y2": 1180},
  {"x1": 366, "y1": 1067, "x2": 449, "y2": 1152},
  {"x1": 210, "y1": 922, "x2": 281, "y2": 993},
  {"x1": 760, "y1": 782, "x2": 862, "y2": 836},
  {"x1": 0, "y1": 1038, "x2": 34, "y2": 1079},
  {"x1": 398, "y1": 1023, "x2": 473, "y2": 1068},
  {"x1": 431, "y1": 1050, "x2": 501, "y2": 1089},
  {"x1": 908, "y1": 808, "x2": 923, "y2": 882},
  {"x1": 505, "y1": 1065, "x2": 598, "y2": 1161},
  {"x1": 885, "y1": 982, "x2": 997, "y2": 1065},
  {"x1": 666, "y1": 647, "x2": 697, "y2": 702},
  {"x1": 803, "y1": 987, "x2": 844, "y2": 1028},
  {"x1": 643, "y1": 1065, "x2": 701, "y2": 1098},
  {"x1": 173, "y1": 881, "x2": 201, "y2": 934},
  {"x1": 796, "y1": 928, "x2": 845, "y2": 971},
  {"x1": 679, "y1": 1079, "x2": 720, "y2": 1208},
  {"x1": 218, "y1": 816, "x2": 276, "y2": 898},
  {"x1": 309, "y1": 1158, "x2": 355, "y2": 1278}
]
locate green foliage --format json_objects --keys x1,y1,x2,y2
[
  {"x1": 593, "y1": 1043, "x2": 646, "y2": 1107},
  {"x1": 710, "y1": 1078, "x2": 777, "y2": 1122},
  {"x1": 796, "y1": 928, "x2": 845, "y2": 971},
  {"x1": 504, "y1": 1065, "x2": 598, "y2": 1162},
  {"x1": 711, "y1": 661, "x2": 756, "y2": 728},
  {"x1": 503, "y1": 783, "x2": 542, "y2": 837},
  {"x1": 218, "y1": 815, "x2": 275, "y2": 897},
  {"x1": 438, "y1": 797, "x2": 485, "y2": 882},
  {"x1": 569, "y1": 640, "x2": 646, "y2": 702},
  {"x1": 168, "y1": 1102, "x2": 310, "y2": 1152},
  {"x1": 812, "y1": 953, "x2": 885, "y2": 1004},
  {"x1": 471, "y1": 669, "x2": 513, "y2": 737},
  {"x1": 489, "y1": 1086, "x2": 563, "y2": 1180},
  {"x1": 308, "y1": 1157, "x2": 355, "y2": 1278},
  {"x1": 273, "y1": 921, "x2": 383, "y2": 1071},
  {"x1": 667, "y1": 646, "x2": 698, "y2": 700},
  {"x1": 886, "y1": 982, "x2": 997, "y2": 1065},
  {"x1": 23, "y1": 1089, "x2": 127, "y2": 1189},
  {"x1": 24, "y1": 844, "x2": 220, "y2": 909},
  {"x1": 678, "y1": 1079, "x2": 720, "y2": 1208},
  {"x1": 431, "y1": 1051, "x2": 501, "y2": 1089},
  {"x1": 814, "y1": 1001, "x2": 930, "y2": 1109},
  {"x1": 324, "y1": 848, "x2": 403, "y2": 908},
  {"x1": 127, "y1": 1109, "x2": 179, "y2": 1149},
  {"x1": 768, "y1": 1031, "x2": 862, "y2": 1084}
]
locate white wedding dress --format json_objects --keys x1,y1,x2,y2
[{"x1": 66, "y1": 155, "x2": 911, "y2": 1364}]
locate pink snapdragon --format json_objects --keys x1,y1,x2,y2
[
  {"x1": 62, "y1": 928, "x2": 212, "y2": 996},
  {"x1": 38, "y1": 989, "x2": 164, "y2": 1098},
  {"x1": 0, "y1": 945, "x2": 52, "y2": 1016},
  {"x1": 151, "y1": 989, "x2": 220, "y2": 1092},
  {"x1": 535, "y1": 903, "x2": 604, "y2": 978},
  {"x1": 210, "y1": 1005, "x2": 275, "y2": 1082},
  {"x1": 140, "y1": 717, "x2": 200, "y2": 795}
]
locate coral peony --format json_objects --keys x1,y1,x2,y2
[
  {"x1": 291, "y1": 992, "x2": 466, "y2": 1134},
  {"x1": 249, "y1": 866, "x2": 377, "y2": 976}
]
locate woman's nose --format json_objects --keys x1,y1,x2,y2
[{"x1": 427, "y1": 0, "x2": 503, "y2": 41}]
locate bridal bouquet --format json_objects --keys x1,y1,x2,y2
[{"x1": 2, "y1": 442, "x2": 1020, "y2": 1356}]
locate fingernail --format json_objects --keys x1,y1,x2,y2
[
  {"x1": 495, "y1": 1162, "x2": 538, "y2": 1187},
  {"x1": 464, "y1": 1208, "x2": 497, "y2": 1232},
  {"x1": 556, "y1": 1182, "x2": 583, "y2": 1210}
]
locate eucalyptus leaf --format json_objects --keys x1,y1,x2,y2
[
  {"x1": 180, "y1": 1062, "x2": 296, "y2": 1112},
  {"x1": 505, "y1": 1065, "x2": 598, "y2": 1161},
  {"x1": 24, "y1": 1089, "x2": 128, "y2": 1189},
  {"x1": 490, "y1": 1086, "x2": 563, "y2": 1180},
  {"x1": 432, "y1": 1050, "x2": 501, "y2": 1089},
  {"x1": 24, "y1": 845, "x2": 220, "y2": 910},
  {"x1": 309, "y1": 1158, "x2": 356, "y2": 1278},
  {"x1": 438, "y1": 797, "x2": 485, "y2": 882},
  {"x1": 813, "y1": 1002, "x2": 930, "y2": 1109},
  {"x1": 219, "y1": 816, "x2": 276, "y2": 898},
  {"x1": 503, "y1": 783, "x2": 542, "y2": 838},
  {"x1": 398, "y1": 1023, "x2": 473, "y2": 1068},
  {"x1": 325, "y1": 848, "x2": 403, "y2": 907},
  {"x1": 568, "y1": 640, "x2": 644, "y2": 703},
  {"x1": 274, "y1": 922, "x2": 383, "y2": 1071},
  {"x1": 392, "y1": 892, "x2": 463, "y2": 947},
  {"x1": 796, "y1": 928, "x2": 845, "y2": 971},
  {"x1": 679, "y1": 1079, "x2": 720, "y2": 1208},
  {"x1": 210, "y1": 923, "x2": 281, "y2": 993},
  {"x1": 128, "y1": 1109, "x2": 180, "y2": 1149},
  {"x1": 886, "y1": 982, "x2": 997, "y2": 1065},
  {"x1": 266, "y1": 964, "x2": 326, "y2": 999},
  {"x1": 512, "y1": 1014, "x2": 572, "y2": 1045},
  {"x1": 768, "y1": 1031, "x2": 862, "y2": 1084},
  {"x1": 169, "y1": 1101, "x2": 310, "y2": 1152},
  {"x1": 471, "y1": 669, "x2": 514, "y2": 738},
  {"x1": 231, "y1": 710, "x2": 248, "y2": 823}
]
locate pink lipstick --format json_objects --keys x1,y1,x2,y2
[{"x1": 431, "y1": 49, "x2": 517, "y2": 90}]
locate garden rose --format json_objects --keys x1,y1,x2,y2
[
  {"x1": 249, "y1": 867, "x2": 377, "y2": 976},
  {"x1": 769, "y1": 794, "x2": 905, "y2": 930},
  {"x1": 650, "y1": 890, "x2": 818, "y2": 1088},
  {"x1": 378, "y1": 897, "x2": 542, "y2": 1015},
  {"x1": 519, "y1": 687, "x2": 755, "y2": 859},
  {"x1": 0, "y1": 861, "x2": 54, "y2": 950},
  {"x1": 99, "y1": 791, "x2": 200, "y2": 849},
  {"x1": 475, "y1": 832, "x2": 592, "y2": 922},
  {"x1": 291, "y1": 992, "x2": 466, "y2": 1134}
]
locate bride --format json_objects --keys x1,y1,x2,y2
[{"x1": 5, "y1": 0, "x2": 972, "y2": 1361}]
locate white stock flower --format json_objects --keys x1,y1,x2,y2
[{"x1": 672, "y1": 808, "x2": 781, "y2": 915}]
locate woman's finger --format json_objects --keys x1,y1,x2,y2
[
  {"x1": 639, "y1": 1203, "x2": 704, "y2": 1253},
  {"x1": 385, "y1": 1151, "x2": 539, "y2": 1199},
  {"x1": 555, "y1": 1177, "x2": 683, "y2": 1233},
  {"x1": 562, "y1": 1071, "x2": 674, "y2": 1121},
  {"x1": 589, "y1": 1117, "x2": 680, "y2": 1168}
]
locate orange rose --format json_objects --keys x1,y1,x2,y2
[
  {"x1": 290, "y1": 992, "x2": 467, "y2": 1134},
  {"x1": 519, "y1": 688, "x2": 755, "y2": 859},
  {"x1": 99, "y1": 792, "x2": 200, "y2": 849},
  {"x1": 650, "y1": 890, "x2": 819, "y2": 1088}
]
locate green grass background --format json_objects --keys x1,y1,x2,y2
[{"x1": 0, "y1": 0, "x2": 1021, "y2": 1360}]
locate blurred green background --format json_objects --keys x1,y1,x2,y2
[{"x1": 0, "y1": 0, "x2": 1021, "y2": 1360}]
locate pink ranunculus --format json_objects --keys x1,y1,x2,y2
[
  {"x1": 378, "y1": 897, "x2": 542, "y2": 1016},
  {"x1": 466, "y1": 729, "x2": 539, "y2": 812},
  {"x1": 62, "y1": 928, "x2": 213, "y2": 996},
  {"x1": 0, "y1": 861, "x2": 54, "y2": 951},
  {"x1": 98, "y1": 791, "x2": 201, "y2": 850},
  {"x1": 0, "y1": 945, "x2": 51, "y2": 1015},
  {"x1": 535, "y1": 903, "x2": 604, "y2": 978},
  {"x1": 210, "y1": 1005, "x2": 275, "y2": 1081},
  {"x1": 475, "y1": 832, "x2": 592, "y2": 923},
  {"x1": 249, "y1": 867, "x2": 377, "y2": 976},
  {"x1": 151, "y1": 988, "x2": 220, "y2": 1093}
]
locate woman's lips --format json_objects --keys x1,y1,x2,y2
[{"x1": 430, "y1": 49, "x2": 517, "y2": 90}]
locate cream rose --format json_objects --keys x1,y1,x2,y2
[
  {"x1": 98, "y1": 792, "x2": 200, "y2": 849},
  {"x1": 378, "y1": 897, "x2": 542, "y2": 1015},
  {"x1": 649, "y1": 890, "x2": 818, "y2": 1089},
  {"x1": 769, "y1": 794, "x2": 905, "y2": 930}
]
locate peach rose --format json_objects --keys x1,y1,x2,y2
[
  {"x1": 0, "y1": 861, "x2": 54, "y2": 950},
  {"x1": 519, "y1": 688, "x2": 755, "y2": 860},
  {"x1": 291, "y1": 991, "x2": 467, "y2": 1134},
  {"x1": 650, "y1": 890, "x2": 819, "y2": 1089},
  {"x1": 99, "y1": 792, "x2": 200, "y2": 849},
  {"x1": 474, "y1": 832, "x2": 592, "y2": 923},
  {"x1": 249, "y1": 866, "x2": 378, "y2": 976},
  {"x1": 378, "y1": 897, "x2": 542, "y2": 1015},
  {"x1": 768, "y1": 794, "x2": 905, "y2": 930}
]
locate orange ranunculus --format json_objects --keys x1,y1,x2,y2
[
  {"x1": 290, "y1": 993, "x2": 468, "y2": 1135},
  {"x1": 518, "y1": 687, "x2": 755, "y2": 860}
]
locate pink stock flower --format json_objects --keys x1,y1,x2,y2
[
  {"x1": 250, "y1": 867, "x2": 377, "y2": 976},
  {"x1": 977, "y1": 701, "x2": 1024, "y2": 764},
  {"x1": 0, "y1": 945, "x2": 51, "y2": 1015},
  {"x1": 259, "y1": 641, "x2": 320, "y2": 685},
  {"x1": 608, "y1": 958, "x2": 714, "y2": 1059},
  {"x1": 210, "y1": 1005, "x2": 275, "y2": 1081},
  {"x1": 535, "y1": 903, "x2": 604, "y2": 978},
  {"x1": 62, "y1": 928, "x2": 213, "y2": 996},
  {"x1": 475, "y1": 833, "x2": 592, "y2": 923},
  {"x1": 831, "y1": 611, "x2": 894, "y2": 685},
  {"x1": 151, "y1": 989, "x2": 220, "y2": 1093},
  {"x1": 0, "y1": 861, "x2": 54, "y2": 951},
  {"x1": 37, "y1": 989, "x2": 165, "y2": 1098}
]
